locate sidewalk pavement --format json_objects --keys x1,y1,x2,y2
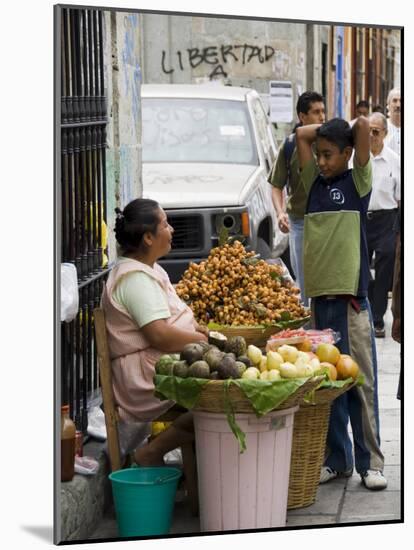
[{"x1": 89, "y1": 301, "x2": 401, "y2": 539}]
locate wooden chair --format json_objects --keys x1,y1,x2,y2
[{"x1": 93, "y1": 307, "x2": 199, "y2": 516}]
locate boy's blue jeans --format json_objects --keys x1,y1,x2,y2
[
  {"x1": 288, "y1": 216, "x2": 308, "y2": 307},
  {"x1": 312, "y1": 296, "x2": 384, "y2": 474}
]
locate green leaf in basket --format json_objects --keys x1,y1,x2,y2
[
  {"x1": 241, "y1": 255, "x2": 260, "y2": 266},
  {"x1": 273, "y1": 316, "x2": 311, "y2": 331},
  {"x1": 229, "y1": 377, "x2": 311, "y2": 416},
  {"x1": 223, "y1": 380, "x2": 247, "y2": 454},
  {"x1": 269, "y1": 271, "x2": 282, "y2": 281},
  {"x1": 356, "y1": 373, "x2": 365, "y2": 386},
  {"x1": 279, "y1": 311, "x2": 292, "y2": 322},
  {"x1": 318, "y1": 377, "x2": 355, "y2": 389},
  {"x1": 154, "y1": 374, "x2": 210, "y2": 409}
]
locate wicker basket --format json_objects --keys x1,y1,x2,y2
[
  {"x1": 193, "y1": 376, "x2": 323, "y2": 414},
  {"x1": 214, "y1": 325, "x2": 283, "y2": 348},
  {"x1": 287, "y1": 381, "x2": 357, "y2": 509}
]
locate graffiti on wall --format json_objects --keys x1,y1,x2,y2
[{"x1": 161, "y1": 44, "x2": 278, "y2": 79}]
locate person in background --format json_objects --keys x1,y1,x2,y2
[
  {"x1": 268, "y1": 91, "x2": 325, "y2": 307},
  {"x1": 372, "y1": 104, "x2": 385, "y2": 114},
  {"x1": 350, "y1": 100, "x2": 370, "y2": 126},
  {"x1": 366, "y1": 113, "x2": 400, "y2": 338},
  {"x1": 101, "y1": 198, "x2": 208, "y2": 466},
  {"x1": 384, "y1": 88, "x2": 401, "y2": 155},
  {"x1": 296, "y1": 116, "x2": 387, "y2": 491},
  {"x1": 391, "y1": 206, "x2": 401, "y2": 399}
]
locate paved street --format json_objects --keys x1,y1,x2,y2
[{"x1": 89, "y1": 301, "x2": 401, "y2": 540}]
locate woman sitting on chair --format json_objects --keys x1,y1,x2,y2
[{"x1": 101, "y1": 198, "x2": 208, "y2": 466}]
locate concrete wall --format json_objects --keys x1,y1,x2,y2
[
  {"x1": 306, "y1": 25, "x2": 330, "y2": 100},
  {"x1": 140, "y1": 13, "x2": 310, "y2": 137},
  {"x1": 103, "y1": 11, "x2": 143, "y2": 263}
]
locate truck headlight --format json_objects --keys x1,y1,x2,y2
[
  {"x1": 214, "y1": 212, "x2": 250, "y2": 237},
  {"x1": 215, "y1": 213, "x2": 241, "y2": 234}
]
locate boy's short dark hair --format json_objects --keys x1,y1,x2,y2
[
  {"x1": 316, "y1": 118, "x2": 354, "y2": 152},
  {"x1": 296, "y1": 91, "x2": 324, "y2": 117}
]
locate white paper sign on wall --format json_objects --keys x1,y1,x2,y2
[{"x1": 269, "y1": 81, "x2": 293, "y2": 123}]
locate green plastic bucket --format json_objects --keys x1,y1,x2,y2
[{"x1": 109, "y1": 467, "x2": 182, "y2": 537}]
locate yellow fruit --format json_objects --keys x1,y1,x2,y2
[
  {"x1": 266, "y1": 351, "x2": 283, "y2": 371},
  {"x1": 279, "y1": 362, "x2": 299, "y2": 379},
  {"x1": 278, "y1": 344, "x2": 299, "y2": 363},
  {"x1": 268, "y1": 369, "x2": 282, "y2": 381},
  {"x1": 315, "y1": 343, "x2": 340, "y2": 365},
  {"x1": 259, "y1": 355, "x2": 268, "y2": 373}
]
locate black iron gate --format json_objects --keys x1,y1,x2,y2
[{"x1": 60, "y1": 6, "x2": 109, "y2": 433}]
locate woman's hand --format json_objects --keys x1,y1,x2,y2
[
  {"x1": 195, "y1": 324, "x2": 209, "y2": 337},
  {"x1": 142, "y1": 318, "x2": 208, "y2": 352}
]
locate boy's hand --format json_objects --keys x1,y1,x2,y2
[
  {"x1": 296, "y1": 124, "x2": 322, "y2": 169},
  {"x1": 352, "y1": 116, "x2": 370, "y2": 167}
]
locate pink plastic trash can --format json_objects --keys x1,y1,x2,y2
[{"x1": 193, "y1": 406, "x2": 298, "y2": 532}]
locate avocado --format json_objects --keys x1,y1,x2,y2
[
  {"x1": 180, "y1": 343, "x2": 204, "y2": 364},
  {"x1": 197, "y1": 341, "x2": 209, "y2": 354},
  {"x1": 208, "y1": 331, "x2": 228, "y2": 350},
  {"x1": 236, "y1": 355, "x2": 253, "y2": 368},
  {"x1": 235, "y1": 361, "x2": 247, "y2": 377},
  {"x1": 224, "y1": 336, "x2": 247, "y2": 357},
  {"x1": 203, "y1": 348, "x2": 225, "y2": 371},
  {"x1": 223, "y1": 352, "x2": 236, "y2": 361},
  {"x1": 173, "y1": 360, "x2": 189, "y2": 378},
  {"x1": 216, "y1": 355, "x2": 239, "y2": 379},
  {"x1": 188, "y1": 360, "x2": 211, "y2": 379},
  {"x1": 155, "y1": 355, "x2": 174, "y2": 375}
]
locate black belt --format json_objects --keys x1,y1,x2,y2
[{"x1": 367, "y1": 209, "x2": 397, "y2": 220}]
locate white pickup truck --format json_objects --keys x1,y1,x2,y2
[{"x1": 141, "y1": 84, "x2": 288, "y2": 282}]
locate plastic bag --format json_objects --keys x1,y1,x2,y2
[
  {"x1": 74, "y1": 456, "x2": 99, "y2": 475},
  {"x1": 87, "y1": 406, "x2": 107, "y2": 441},
  {"x1": 266, "y1": 328, "x2": 341, "y2": 352},
  {"x1": 164, "y1": 447, "x2": 182, "y2": 465},
  {"x1": 61, "y1": 263, "x2": 79, "y2": 322},
  {"x1": 266, "y1": 257, "x2": 295, "y2": 286}
]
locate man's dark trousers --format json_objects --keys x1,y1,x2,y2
[{"x1": 367, "y1": 209, "x2": 398, "y2": 329}]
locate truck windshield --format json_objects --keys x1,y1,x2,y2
[{"x1": 142, "y1": 98, "x2": 258, "y2": 164}]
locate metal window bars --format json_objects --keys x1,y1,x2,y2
[{"x1": 60, "y1": 7, "x2": 108, "y2": 433}]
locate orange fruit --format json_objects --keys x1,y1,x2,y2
[
  {"x1": 296, "y1": 339, "x2": 312, "y2": 352},
  {"x1": 319, "y1": 361, "x2": 338, "y2": 381},
  {"x1": 336, "y1": 354, "x2": 360, "y2": 380}
]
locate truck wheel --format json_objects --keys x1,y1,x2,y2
[{"x1": 256, "y1": 237, "x2": 271, "y2": 259}]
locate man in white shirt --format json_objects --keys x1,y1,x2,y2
[
  {"x1": 367, "y1": 112, "x2": 400, "y2": 337},
  {"x1": 384, "y1": 88, "x2": 401, "y2": 155}
]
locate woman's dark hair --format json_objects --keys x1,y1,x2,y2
[
  {"x1": 316, "y1": 118, "x2": 354, "y2": 152},
  {"x1": 114, "y1": 198, "x2": 161, "y2": 253}
]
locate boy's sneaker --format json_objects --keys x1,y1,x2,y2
[
  {"x1": 361, "y1": 470, "x2": 387, "y2": 490},
  {"x1": 320, "y1": 466, "x2": 353, "y2": 484}
]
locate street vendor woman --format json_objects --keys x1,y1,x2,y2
[{"x1": 101, "y1": 198, "x2": 208, "y2": 466}]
